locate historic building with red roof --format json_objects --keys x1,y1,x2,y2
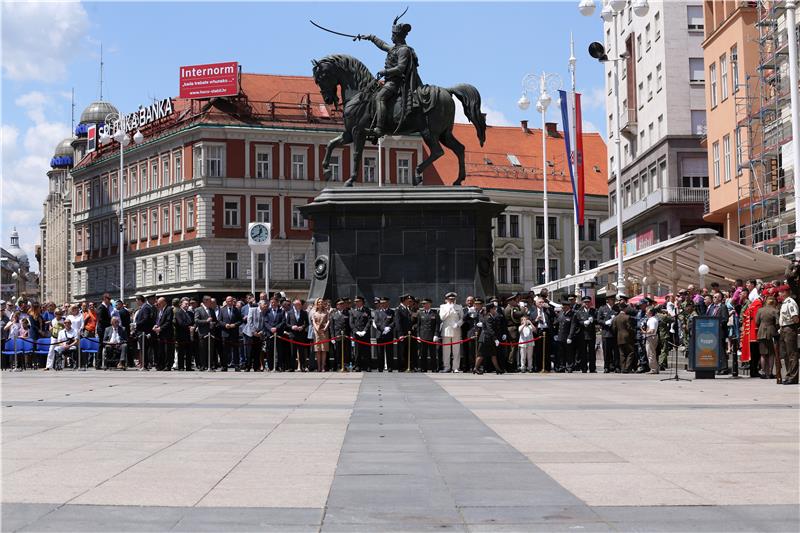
[{"x1": 53, "y1": 70, "x2": 608, "y2": 301}]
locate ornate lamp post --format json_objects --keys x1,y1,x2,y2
[
  {"x1": 519, "y1": 72, "x2": 562, "y2": 284},
  {"x1": 99, "y1": 111, "x2": 143, "y2": 303}
]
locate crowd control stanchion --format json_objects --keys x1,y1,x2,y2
[
  {"x1": 273, "y1": 333, "x2": 278, "y2": 372},
  {"x1": 407, "y1": 331, "x2": 412, "y2": 372},
  {"x1": 540, "y1": 332, "x2": 547, "y2": 374},
  {"x1": 207, "y1": 334, "x2": 213, "y2": 372},
  {"x1": 340, "y1": 333, "x2": 346, "y2": 372}
]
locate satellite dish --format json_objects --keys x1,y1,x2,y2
[{"x1": 588, "y1": 42, "x2": 608, "y2": 62}]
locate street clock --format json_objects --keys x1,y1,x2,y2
[{"x1": 248, "y1": 222, "x2": 271, "y2": 248}]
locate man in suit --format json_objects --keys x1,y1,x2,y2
[
  {"x1": 439, "y1": 292, "x2": 464, "y2": 373},
  {"x1": 175, "y1": 298, "x2": 194, "y2": 371},
  {"x1": 416, "y1": 298, "x2": 440, "y2": 372},
  {"x1": 219, "y1": 296, "x2": 242, "y2": 372},
  {"x1": 706, "y1": 291, "x2": 730, "y2": 375},
  {"x1": 241, "y1": 300, "x2": 266, "y2": 371},
  {"x1": 329, "y1": 299, "x2": 351, "y2": 371},
  {"x1": 393, "y1": 294, "x2": 414, "y2": 371},
  {"x1": 612, "y1": 303, "x2": 636, "y2": 373},
  {"x1": 194, "y1": 295, "x2": 217, "y2": 370},
  {"x1": 556, "y1": 300, "x2": 577, "y2": 372},
  {"x1": 597, "y1": 296, "x2": 618, "y2": 373},
  {"x1": 152, "y1": 297, "x2": 175, "y2": 371},
  {"x1": 474, "y1": 302, "x2": 504, "y2": 375},
  {"x1": 372, "y1": 297, "x2": 394, "y2": 371},
  {"x1": 529, "y1": 296, "x2": 553, "y2": 372},
  {"x1": 285, "y1": 299, "x2": 309, "y2": 371},
  {"x1": 573, "y1": 296, "x2": 597, "y2": 373},
  {"x1": 503, "y1": 294, "x2": 525, "y2": 372},
  {"x1": 460, "y1": 296, "x2": 476, "y2": 372},
  {"x1": 102, "y1": 316, "x2": 128, "y2": 370},
  {"x1": 349, "y1": 296, "x2": 372, "y2": 372},
  {"x1": 134, "y1": 294, "x2": 156, "y2": 369},
  {"x1": 95, "y1": 293, "x2": 113, "y2": 368},
  {"x1": 262, "y1": 297, "x2": 286, "y2": 371}
]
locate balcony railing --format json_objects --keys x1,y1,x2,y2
[{"x1": 599, "y1": 187, "x2": 709, "y2": 235}]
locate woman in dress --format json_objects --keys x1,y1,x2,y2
[{"x1": 311, "y1": 298, "x2": 330, "y2": 372}]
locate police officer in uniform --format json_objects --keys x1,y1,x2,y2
[
  {"x1": 504, "y1": 294, "x2": 525, "y2": 372},
  {"x1": 349, "y1": 296, "x2": 372, "y2": 371},
  {"x1": 573, "y1": 296, "x2": 597, "y2": 373},
  {"x1": 416, "y1": 298, "x2": 440, "y2": 372},
  {"x1": 597, "y1": 296, "x2": 618, "y2": 373},
  {"x1": 372, "y1": 297, "x2": 394, "y2": 371},
  {"x1": 474, "y1": 302, "x2": 504, "y2": 375},
  {"x1": 329, "y1": 299, "x2": 351, "y2": 371},
  {"x1": 393, "y1": 294, "x2": 414, "y2": 371}
]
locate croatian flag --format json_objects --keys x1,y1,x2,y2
[
  {"x1": 87, "y1": 124, "x2": 97, "y2": 153},
  {"x1": 558, "y1": 90, "x2": 585, "y2": 226}
]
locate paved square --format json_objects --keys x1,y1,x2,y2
[{"x1": 1, "y1": 370, "x2": 798, "y2": 532}]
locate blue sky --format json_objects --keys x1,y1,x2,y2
[{"x1": 1, "y1": 1, "x2": 607, "y2": 271}]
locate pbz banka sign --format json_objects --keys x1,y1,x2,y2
[{"x1": 100, "y1": 98, "x2": 174, "y2": 137}]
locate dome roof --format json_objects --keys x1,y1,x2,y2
[
  {"x1": 54, "y1": 137, "x2": 74, "y2": 158},
  {"x1": 79, "y1": 100, "x2": 118, "y2": 124},
  {"x1": 8, "y1": 227, "x2": 28, "y2": 267}
]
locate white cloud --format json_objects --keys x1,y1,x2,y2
[
  {"x1": 583, "y1": 120, "x2": 599, "y2": 133},
  {"x1": 581, "y1": 86, "x2": 606, "y2": 110},
  {"x1": 453, "y1": 96, "x2": 513, "y2": 127},
  {"x1": 1, "y1": 1, "x2": 89, "y2": 82}
]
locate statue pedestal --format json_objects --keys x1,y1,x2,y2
[{"x1": 300, "y1": 186, "x2": 506, "y2": 302}]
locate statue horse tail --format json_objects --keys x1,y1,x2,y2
[{"x1": 448, "y1": 84, "x2": 486, "y2": 147}]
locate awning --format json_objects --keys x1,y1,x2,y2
[{"x1": 532, "y1": 228, "x2": 791, "y2": 294}]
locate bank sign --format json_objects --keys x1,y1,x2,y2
[
  {"x1": 100, "y1": 98, "x2": 174, "y2": 138},
  {"x1": 179, "y1": 61, "x2": 239, "y2": 99}
]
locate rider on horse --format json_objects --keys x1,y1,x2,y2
[{"x1": 358, "y1": 20, "x2": 423, "y2": 137}]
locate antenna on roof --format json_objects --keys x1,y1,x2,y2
[
  {"x1": 99, "y1": 42, "x2": 104, "y2": 101},
  {"x1": 70, "y1": 88, "x2": 75, "y2": 134}
]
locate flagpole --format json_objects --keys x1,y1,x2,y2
[{"x1": 569, "y1": 33, "x2": 580, "y2": 290}]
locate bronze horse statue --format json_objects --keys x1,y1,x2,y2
[{"x1": 312, "y1": 54, "x2": 486, "y2": 186}]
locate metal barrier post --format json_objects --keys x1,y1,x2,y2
[
  {"x1": 340, "y1": 333, "x2": 345, "y2": 372},
  {"x1": 407, "y1": 331, "x2": 411, "y2": 372},
  {"x1": 273, "y1": 333, "x2": 277, "y2": 372},
  {"x1": 207, "y1": 333, "x2": 212, "y2": 372},
  {"x1": 540, "y1": 332, "x2": 547, "y2": 374}
]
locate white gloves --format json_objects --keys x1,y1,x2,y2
[
  {"x1": 331, "y1": 338, "x2": 337, "y2": 344},
  {"x1": 605, "y1": 319, "x2": 612, "y2": 326},
  {"x1": 383, "y1": 326, "x2": 391, "y2": 334},
  {"x1": 356, "y1": 330, "x2": 366, "y2": 337},
  {"x1": 566, "y1": 338, "x2": 572, "y2": 344},
  {"x1": 476, "y1": 322, "x2": 483, "y2": 328},
  {"x1": 502, "y1": 335, "x2": 507, "y2": 341},
  {"x1": 494, "y1": 340, "x2": 500, "y2": 346},
  {"x1": 584, "y1": 320, "x2": 591, "y2": 326},
  {"x1": 433, "y1": 336, "x2": 440, "y2": 343}
]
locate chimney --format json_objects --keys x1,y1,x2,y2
[
  {"x1": 545, "y1": 121, "x2": 559, "y2": 137},
  {"x1": 520, "y1": 120, "x2": 529, "y2": 134}
]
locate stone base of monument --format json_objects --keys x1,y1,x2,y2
[{"x1": 299, "y1": 186, "x2": 506, "y2": 302}]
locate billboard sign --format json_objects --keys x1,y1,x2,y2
[
  {"x1": 179, "y1": 61, "x2": 239, "y2": 99},
  {"x1": 86, "y1": 124, "x2": 97, "y2": 153},
  {"x1": 690, "y1": 316, "x2": 723, "y2": 375}
]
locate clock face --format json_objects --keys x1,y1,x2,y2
[{"x1": 250, "y1": 224, "x2": 268, "y2": 243}]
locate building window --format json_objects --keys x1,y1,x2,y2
[
  {"x1": 291, "y1": 150, "x2": 306, "y2": 179},
  {"x1": 712, "y1": 141, "x2": 720, "y2": 187},
  {"x1": 720, "y1": 54, "x2": 728, "y2": 101},
  {"x1": 579, "y1": 259, "x2": 600, "y2": 272},
  {"x1": 175, "y1": 253, "x2": 181, "y2": 282},
  {"x1": 397, "y1": 156, "x2": 411, "y2": 184},
  {"x1": 76, "y1": 230, "x2": 83, "y2": 253},
  {"x1": 111, "y1": 175, "x2": 118, "y2": 202},
  {"x1": 731, "y1": 45, "x2": 739, "y2": 93},
  {"x1": 162, "y1": 206, "x2": 170, "y2": 235},
  {"x1": 645, "y1": 23, "x2": 651, "y2": 50},
  {"x1": 193, "y1": 143, "x2": 225, "y2": 178},
  {"x1": 162, "y1": 157, "x2": 170, "y2": 185},
  {"x1": 151, "y1": 161, "x2": 159, "y2": 189},
  {"x1": 497, "y1": 257, "x2": 508, "y2": 284},
  {"x1": 101, "y1": 179, "x2": 109, "y2": 206},
  {"x1": 225, "y1": 252, "x2": 238, "y2": 279},
  {"x1": 609, "y1": 191, "x2": 616, "y2": 216},
  {"x1": 186, "y1": 200, "x2": 195, "y2": 229},
  {"x1": 649, "y1": 165, "x2": 658, "y2": 192},
  {"x1": 173, "y1": 204, "x2": 182, "y2": 232},
  {"x1": 255, "y1": 198, "x2": 271, "y2": 223},
  {"x1": 497, "y1": 216, "x2": 506, "y2": 237},
  {"x1": 293, "y1": 255, "x2": 306, "y2": 280},
  {"x1": 151, "y1": 209, "x2": 158, "y2": 238},
  {"x1": 709, "y1": 63, "x2": 718, "y2": 107},
  {"x1": 291, "y1": 201, "x2": 308, "y2": 229},
  {"x1": 256, "y1": 147, "x2": 272, "y2": 179},
  {"x1": 687, "y1": 5, "x2": 704, "y2": 30},
  {"x1": 187, "y1": 251, "x2": 194, "y2": 280},
  {"x1": 723, "y1": 134, "x2": 732, "y2": 183},
  {"x1": 735, "y1": 128, "x2": 743, "y2": 175},
  {"x1": 174, "y1": 151, "x2": 182, "y2": 181},
  {"x1": 363, "y1": 156, "x2": 376, "y2": 183},
  {"x1": 535, "y1": 216, "x2": 558, "y2": 240},
  {"x1": 659, "y1": 159, "x2": 667, "y2": 188},
  {"x1": 636, "y1": 34, "x2": 642, "y2": 60},
  {"x1": 140, "y1": 164, "x2": 148, "y2": 193},
  {"x1": 578, "y1": 219, "x2": 598, "y2": 241},
  {"x1": 654, "y1": 11, "x2": 661, "y2": 40},
  {"x1": 689, "y1": 58, "x2": 705, "y2": 83},
  {"x1": 130, "y1": 215, "x2": 137, "y2": 243},
  {"x1": 646, "y1": 73, "x2": 653, "y2": 100},
  {"x1": 691, "y1": 110, "x2": 707, "y2": 136},
  {"x1": 656, "y1": 63, "x2": 663, "y2": 92},
  {"x1": 328, "y1": 154, "x2": 341, "y2": 182},
  {"x1": 657, "y1": 114, "x2": 664, "y2": 139},
  {"x1": 140, "y1": 212, "x2": 147, "y2": 240},
  {"x1": 509, "y1": 214, "x2": 519, "y2": 238},
  {"x1": 76, "y1": 188, "x2": 83, "y2": 211},
  {"x1": 101, "y1": 220, "x2": 109, "y2": 248},
  {"x1": 224, "y1": 198, "x2": 240, "y2": 227},
  {"x1": 637, "y1": 82, "x2": 644, "y2": 108},
  {"x1": 510, "y1": 258, "x2": 520, "y2": 285},
  {"x1": 130, "y1": 167, "x2": 137, "y2": 195},
  {"x1": 111, "y1": 216, "x2": 118, "y2": 245},
  {"x1": 535, "y1": 259, "x2": 559, "y2": 285}
]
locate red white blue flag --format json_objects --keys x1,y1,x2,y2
[{"x1": 558, "y1": 90, "x2": 585, "y2": 226}]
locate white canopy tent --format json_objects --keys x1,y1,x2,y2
[{"x1": 532, "y1": 229, "x2": 791, "y2": 295}]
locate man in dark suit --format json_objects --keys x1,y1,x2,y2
[
  {"x1": 262, "y1": 297, "x2": 286, "y2": 371},
  {"x1": 174, "y1": 298, "x2": 194, "y2": 370},
  {"x1": 96, "y1": 293, "x2": 113, "y2": 368},
  {"x1": 372, "y1": 297, "x2": 394, "y2": 371},
  {"x1": 417, "y1": 298, "x2": 440, "y2": 372},
  {"x1": 134, "y1": 294, "x2": 156, "y2": 369},
  {"x1": 193, "y1": 295, "x2": 218, "y2": 370},
  {"x1": 218, "y1": 296, "x2": 242, "y2": 372},
  {"x1": 284, "y1": 299, "x2": 309, "y2": 371},
  {"x1": 555, "y1": 300, "x2": 576, "y2": 372},
  {"x1": 706, "y1": 291, "x2": 730, "y2": 375},
  {"x1": 329, "y1": 299, "x2": 351, "y2": 371},
  {"x1": 349, "y1": 296, "x2": 372, "y2": 372},
  {"x1": 153, "y1": 297, "x2": 175, "y2": 371},
  {"x1": 393, "y1": 294, "x2": 414, "y2": 371},
  {"x1": 573, "y1": 296, "x2": 597, "y2": 373},
  {"x1": 597, "y1": 296, "x2": 618, "y2": 373},
  {"x1": 102, "y1": 316, "x2": 128, "y2": 369}
]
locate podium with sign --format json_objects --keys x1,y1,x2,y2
[{"x1": 690, "y1": 316, "x2": 724, "y2": 379}]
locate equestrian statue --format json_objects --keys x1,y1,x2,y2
[{"x1": 311, "y1": 9, "x2": 486, "y2": 187}]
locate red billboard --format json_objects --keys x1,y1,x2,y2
[{"x1": 179, "y1": 61, "x2": 239, "y2": 99}]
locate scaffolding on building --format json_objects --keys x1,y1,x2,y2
[{"x1": 738, "y1": 0, "x2": 796, "y2": 256}]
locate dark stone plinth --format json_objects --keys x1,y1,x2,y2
[{"x1": 299, "y1": 186, "x2": 505, "y2": 302}]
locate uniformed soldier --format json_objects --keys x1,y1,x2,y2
[
  {"x1": 491, "y1": 297, "x2": 508, "y2": 372},
  {"x1": 504, "y1": 294, "x2": 525, "y2": 372},
  {"x1": 329, "y1": 299, "x2": 351, "y2": 371},
  {"x1": 393, "y1": 294, "x2": 414, "y2": 371},
  {"x1": 656, "y1": 305, "x2": 674, "y2": 371},
  {"x1": 597, "y1": 296, "x2": 618, "y2": 373},
  {"x1": 372, "y1": 297, "x2": 394, "y2": 372},
  {"x1": 474, "y1": 302, "x2": 504, "y2": 374},
  {"x1": 572, "y1": 296, "x2": 597, "y2": 373},
  {"x1": 416, "y1": 298, "x2": 441, "y2": 372},
  {"x1": 555, "y1": 299, "x2": 575, "y2": 372},
  {"x1": 612, "y1": 303, "x2": 636, "y2": 373},
  {"x1": 461, "y1": 296, "x2": 477, "y2": 372},
  {"x1": 349, "y1": 296, "x2": 372, "y2": 372}
]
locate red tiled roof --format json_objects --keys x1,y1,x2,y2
[{"x1": 424, "y1": 123, "x2": 608, "y2": 195}]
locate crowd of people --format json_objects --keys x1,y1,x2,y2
[{"x1": 0, "y1": 277, "x2": 796, "y2": 384}]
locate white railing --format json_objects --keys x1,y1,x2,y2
[{"x1": 600, "y1": 187, "x2": 709, "y2": 235}]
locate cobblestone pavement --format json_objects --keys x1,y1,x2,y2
[{"x1": 2, "y1": 370, "x2": 798, "y2": 532}]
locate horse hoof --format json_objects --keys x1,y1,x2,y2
[
  {"x1": 412, "y1": 175, "x2": 424, "y2": 186},
  {"x1": 322, "y1": 168, "x2": 332, "y2": 181},
  {"x1": 453, "y1": 178, "x2": 464, "y2": 186},
  {"x1": 344, "y1": 179, "x2": 355, "y2": 187}
]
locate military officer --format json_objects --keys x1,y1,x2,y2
[
  {"x1": 416, "y1": 298, "x2": 441, "y2": 372},
  {"x1": 393, "y1": 294, "x2": 415, "y2": 371},
  {"x1": 573, "y1": 296, "x2": 597, "y2": 373},
  {"x1": 329, "y1": 299, "x2": 351, "y2": 371},
  {"x1": 597, "y1": 295, "x2": 618, "y2": 373},
  {"x1": 439, "y1": 292, "x2": 464, "y2": 372},
  {"x1": 504, "y1": 294, "x2": 525, "y2": 372},
  {"x1": 372, "y1": 297, "x2": 394, "y2": 371},
  {"x1": 349, "y1": 296, "x2": 372, "y2": 372}
]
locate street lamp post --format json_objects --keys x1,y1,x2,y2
[
  {"x1": 580, "y1": 0, "x2": 649, "y2": 295},
  {"x1": 100, "y1": 111, "x2": 143, "y2": 304},
  {"x1": 786, "y1": 1, "x2": 800, "y2": 258},
  {"x1": 519, "y1": 72, "x2": 562, "y2": 285}
]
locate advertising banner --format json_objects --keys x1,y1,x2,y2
[
  {"x1": 86, "y1": 124, "x2": 96, "y2": 153},
  {"x1": 691, "y1": 316, "x2": 723, "y2": 372},
  {"x1": 179, "y1": 61, "x2": 239, "y2": 99}
]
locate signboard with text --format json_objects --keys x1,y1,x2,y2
[
  {"x1": 179, "y1": 61, "x2": 239, "y2": 99},
  {"x1": 690, "y1": 316, "x2": 723, "y2": 376}
]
